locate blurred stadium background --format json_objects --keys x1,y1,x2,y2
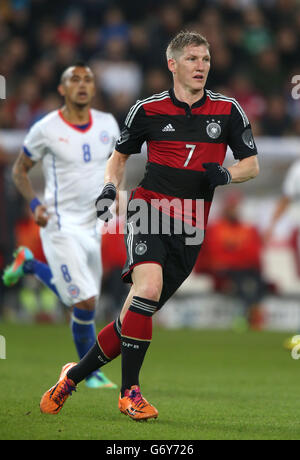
[{"x1": 1, "y1": 0, "x2": 300, "y2": 333}]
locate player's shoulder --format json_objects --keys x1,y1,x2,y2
[
  {"x1": 133, "y1": 91, "x2": 170, "y2": 111},
  {"x1": 206, "y1": 89, "x2": 249, "y2": 125},
  {"x1": 34, "y1": 109, "x2": 60, "y2": 128},
  {"x1": 26, "y1": 110, "x2": 60, "y2": 138},
  {"x1": 125, "y1": 91, "x2": 171, "y2": 127},
  {"x1": 91, "y1": 108, "x2": 116, "y2": 123},
  {"x1": 90, "y1": 108, "x2": 119, "y2": 132},
  {"x1": 206, "y1": 89, "x2": 241, "y2": 107}
]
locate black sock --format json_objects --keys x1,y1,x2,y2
[
  {"x1": 121, "y1": 338, "x2": 150, "y2": 396},
  {"x1": 67, "y1": 316, "x2": 122, "y2": 385},
  {"x1": 67, "y1": 342, "x2": 109, "y2": 385}
]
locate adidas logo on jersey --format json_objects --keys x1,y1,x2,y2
[{"x1": 162, "y1": 124, "x2": 175, "y2": 132}]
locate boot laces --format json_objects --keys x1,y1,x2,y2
[
  {"x1": 129, "y1": 389, "x2": 147, "y2": 409},
  {"x1": 53, "y1": 380, "x2": 76, "y2": 405}
]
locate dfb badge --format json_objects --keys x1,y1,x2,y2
[
  {"x1": 135, "y1": 241, "x2": 147, "y2": 256},
  {"x1": 206, "y1": 120, "x2": 221, "y2": 139}
]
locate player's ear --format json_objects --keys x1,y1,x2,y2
[
  {"x1": 57, "y1": 84, "x2": 66, "y2": 97},
  {"x1": 167, "y1": 58, "x2": 176, "y2": 75}
]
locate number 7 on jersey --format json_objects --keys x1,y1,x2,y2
[{"x1": 184, "y1": 144, "x2": 196, "y2": 167}]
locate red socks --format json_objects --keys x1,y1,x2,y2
[
  {"x1": 121, "y1": 296, "x2": 159, "y2": 395},
  {"x1": 97, "y1": 318, "x2": 121, "y2": 362}
]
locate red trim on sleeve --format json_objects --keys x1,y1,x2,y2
[{"x1": 122, "y1": 261, "x2": 163, "y2": 281}]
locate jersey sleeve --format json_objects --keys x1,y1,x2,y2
[
  {"x1": 282, "y1": 162, "x2": 300, "y2": 199},
  {"x1": 227, "y1": 102, "x2": 258, "y2": 160},
  {"x1": 115, "y1": 104, "x2": 148, "y2": 155},
  {"x1": 23, "y1": 121, "x2": 48, "y2": 162}
]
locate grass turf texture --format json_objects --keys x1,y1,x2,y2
[{"x1": 1, "y1": 322, "x2": 300, "y2": 440}]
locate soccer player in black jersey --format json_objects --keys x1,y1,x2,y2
[{"x1": 40, "y1": 31, "x2": 259, "y2": 420}]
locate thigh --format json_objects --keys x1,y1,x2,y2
[
  {"x1": 158, "y1": 237, "x2": 202, "y2": 309},
  {"x1": 40, "y1": 228, "x2": 100, "y2": 306},
  {"x1": 122, "y1": 225, "x2": 167, "y2": 284}
]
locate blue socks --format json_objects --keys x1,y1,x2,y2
[
  {"x1": 23, "y1": 259, "x2": 60, "y2": 298},
  {"x1": 71, "y1": 307, "x2": 96, "y2": 360}
]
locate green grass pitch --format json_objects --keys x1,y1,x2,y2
[{"x1": 1, "y1": 322, "x2": 300, "y2": 440}]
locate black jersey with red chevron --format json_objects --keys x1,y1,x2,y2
[{"x1": 116, "y1": 88, "x2": 257, "y2": 229}]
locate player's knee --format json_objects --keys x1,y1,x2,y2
[
  {"x1": 73, "y1": 297, "x2": 96, "y2": 311},
  {"x1": 135, "y1": 284, "x2": 162, "y2": 302},
  {"x1": 132, "y1": 264, "x2": 163, "y2": 301}
]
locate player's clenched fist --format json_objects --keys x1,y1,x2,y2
[
  {"x1": 202, "y1": 162, "x2": 232, "y2": 190},
  {"x1": 95, "y1": 182, "x2": 117, "y2": 222},
  {"x1": 30, "y1": 197, "x2": 49, "y2": 227},
  {"x1": 34, "y1": 204, "x2": 49, "y2": 227}
]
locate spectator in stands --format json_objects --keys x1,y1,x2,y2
[
  {"x1": 55, "y1": 8, "x2": 83, "y2": 49},
  {"x1": 241, "y1": 6, "x2": 272, "y2": 56},
  {"x1": 91, "y1": 36, "x2": 142, "y2": 102},
  {"x1": 230, "y1": 72, "x2": 266, "y2": 123},
  {"x1": 99, "y1": 6, "x2": 130, "y2": 47},
  {"x1": 0, "y1": 0, "x2": 299, "y2": 135},
  {"x1": 194, "y1": 192, "x2": 266, "y2": 330},
  {"x1": 142, "y1": 68, "x2": 171, "y2": 97},
  {"x1": 276, "y1": 27, "x2": 299, "y2": 73},
  {"x1": 251, "y1": 48, "x2": 285, "y2": 97},
  {"x1": 101, "y1": 218, "x2": 128, "y2": 321},
  {"x1": 260, "y1": 95, "x2": 293, "y2": 137},
  {"x1": 206, "y1": 44, "x2": 233, "y2": 90},
  {"x1": 5, "y1": 76, "x2": 42, "y2": 129},
  {"x1": 127, "y1": 24, "x2": 154, "y2": 71}
]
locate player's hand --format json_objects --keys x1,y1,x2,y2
[
  {"x1": 34, "y1": 204, "x2": 49, "y2": 227},
  {"x1": 202, "y1": 162, "x2": 232, "y2": 190},
  {"x1": 95, "y1": 183, "x2": 117, "y2": 222}
]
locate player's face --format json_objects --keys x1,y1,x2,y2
[
  {"x1": 59, "y1": 67, "x2": 96, "y2": 107},
  {"x1": 169, "y1": 45, "x2": 211, "y2": 94}
]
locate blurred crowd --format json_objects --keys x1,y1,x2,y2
[
  {"x1": 0, "y1": 0, "x2": 300, "y2": 134},
  {"x1": 1, "y1": 0, "x2": 300, "y2": 326}
]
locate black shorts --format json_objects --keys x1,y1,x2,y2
[{"x1": 121, "y1": 201, "x2": 202, "y2": 309}]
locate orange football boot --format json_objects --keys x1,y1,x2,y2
[
  {"x1": 118, "y1": 385, "x2": 158, "y2": 421},
  {"x1": 40, "y1": 363, "x2": 77, "y2": 414}
]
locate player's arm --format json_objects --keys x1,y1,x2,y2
[
  {"x1": 204, "y1": 100, "x2": 261, "y2": 188},
  {"x1": 12, "y1": 151, "x2": 49, "y2": 227},
  {"x1": 203, "y1": 154, "x2": 259, "y2": 189},
  {"x1": 202, "y1": 101, "x2": 259, "y2": 189},
  {"x1": 104, "y1": 149, "x2": 130, "y2": 188},
  {"x1": 227, "y1": 155, "x2": 259, "y2": 183},
  {"x1": 96, "y1": 103, "x2": 147, "y2": 221},
  {"x1": 95, "y1": 150, "x2": 131, "y2": 221},
  {"x1": 264, "y1": 195, "x2": 291, "y2": 243}
]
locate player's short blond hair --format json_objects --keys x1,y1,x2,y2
[{"x1": 166, "y1": 31, "x2": 210, "y2": 61}]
